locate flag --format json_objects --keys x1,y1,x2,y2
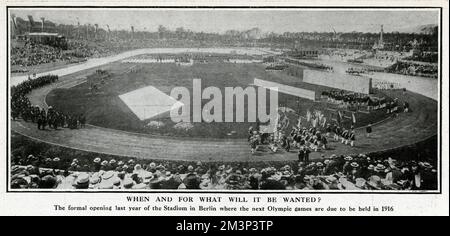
[
  {"x1": 306, "y1": 110, "x2": 311, "y2": 122},
  {"x1": 297, "y1": 116, "x2": 302, "y2": 128},
  {"x1": 352, "y1": 112, "x2": 357, "y2": 124}
]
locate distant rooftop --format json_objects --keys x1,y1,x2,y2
[{"x1": 26, "y1": 32, "x2": 62, "y2": 37}]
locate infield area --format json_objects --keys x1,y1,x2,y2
[{"x1": 10, "y1": 50, "x2": 438, "y2": 162}]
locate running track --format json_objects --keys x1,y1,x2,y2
[{"x1": 10, "y1": 48, "x2": 438, "y2": 162}]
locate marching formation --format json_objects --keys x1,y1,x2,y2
[{"x1": 11, "y1": 75, "x2": 86, "y2": 130}]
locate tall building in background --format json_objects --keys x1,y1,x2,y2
[{"x1": 379, "y1": 24, "x2": 384, "y2": 49}]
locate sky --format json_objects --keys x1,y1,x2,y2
[{"x1": 10, "y1": 9, "x2": 440, "y2": 34}]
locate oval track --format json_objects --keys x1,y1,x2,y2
[{"x1": 10, "y1": 48, "x2": 438, "y2": 162}]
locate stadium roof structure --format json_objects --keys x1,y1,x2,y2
[{"x1": 26, "y1": 32, "x2": 63, "y2": 37}]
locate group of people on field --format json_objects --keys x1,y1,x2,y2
[{"x1": 11, "y1": 75, "x2": 86, "y2": 130}]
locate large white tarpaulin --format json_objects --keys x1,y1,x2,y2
[
  {"x1": 303, "y1": 69, "x2": 372, "y2": 94},
  {"x1": 253, "y1": 78, "x2": 316, "y2": 100}
]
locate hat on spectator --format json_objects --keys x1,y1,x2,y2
[
  {"x1": 421, "y1": 162, "x2": 432, "y2": 169},
  {"x1": 196, "y1": 161, "x2": 202, "y2": 166},
  {"x1": 344, "y1": 156, "x2": 353, "y2": 161},
  {"x1": 316, "y1": 162, "x2": 324, "y2": 167},
  {"x1": 93, "y1": 157, "x2": 101, "y2": 163},
  {"x1": 109, "y1": 159, "x2": 116, "y2": 164},
  {"x1": 53, "y1": 157, "x2": 60, "y2": 162},
  {"x1": 350, "y1": 162, "x2": 359, "y2": 168},
  {"x1": 368, "y1": 175, "x2": 382, "y2": 189},
  {"x1": 375, "y1": 164, "x2": 386, "y2": 172},
  {"x1": 133, "y1": 164, "x2": 142, "y2": 172},
  {"x1": 112, "y1": 177, "x2": 121, "y2": 186},
  {"x1": 325, "y1": 176, "x2": 338, "y2": 184},
  {"x1": 156, "y1": 164, "x2": 165, "y2": 170},
  {"x1": 149, "y1": 162, "x2": 156, "y2": 168},
  {"x1": 75, "y1": 173, "x2": 90, "y2": 188},
  {"x1": 128, "y1": 159, "x2": 135, "y2": 164},
  {"x1": 123, "y1": 178, "x2": 134, "y2": 189},
  {"x1": 142, "y1": 172, "x2": 153, "y2": 184},
  {"x1": 117, "y1": 161, "x2": 124, "y2": 166},
  {"x1": 133, "y1": 183, "x2": 148, "y2": 189},
  {"x1": 72, "y1": 158, "x2": 78, "y2": 163},
  {"x1": 324, "y1": 159, "x2": 331, "y2": 165},
  {"x1": 101, "y1": 160, "x2": 108, "y2": 166},
  {"x1": 187, "y1": 165, "x2": 194, "y2": 172},
  {"x1": 368, "y1": 164, "x2": 375, "y2": 170},
  {"x1": 102, "y1": 171, "x2": 114, "y2": 180},
  {"x1": 99, "y1": 181, "x2": 114, "y2": 189},
  {"x1": 165, "y1": 171, "x2": 173, "y2": 178},
  {"x1": 89, "y1": 173, "x2": 101, "y2": 185}
]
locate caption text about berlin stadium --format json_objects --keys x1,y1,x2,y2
[{"x1": 51, "y1": 196, "x2": 394, "y2": 213}]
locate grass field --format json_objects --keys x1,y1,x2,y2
[{"x1": 46, "y1": 57, "x2": 393, "y2": 139}]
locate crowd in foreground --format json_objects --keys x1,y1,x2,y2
[
  {"x1": 10, "y1": 150, "x2": 437, "y2": 190},
  {"x1": 11, "y1": 74, "x2": 86, "y2": 130}
]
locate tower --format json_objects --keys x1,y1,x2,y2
[
  {"x1": 94, "y1": 24, "x2": 98, "y2": 39},
  {"x1": 379, "y1": 25, "x2": 384, "y2": 48},
  {"x1": 11, "y1": 14, "x2": 17, "y2": 38},
  {"x1": 40, "y1": 17, "x2": 45, "y2": 32}
]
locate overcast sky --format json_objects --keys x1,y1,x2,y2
[{"x1": 10, "y1": 9, "x2": 439, "y2": 33}]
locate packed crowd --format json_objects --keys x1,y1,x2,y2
[
  {"x1": 387, "y1": 61, "x2": 438, "y2": 78},
  {"x1": 320, "y1": 90, "x2": 409, "y2": 113},
  {"x1": 10, "y1": 150, "x2": 437, "y2": 190},
  {"x1": 11, "y1": 42, "x2": 67, "y2": 67},
  {"x1": 11, "y1": 40, "x2": 115, "y2": 68},
  {"x1": 373, "y1": 81, "x2": 404, "y2": 90},
  {"x1": 322, "y1": 90, "x2": 372, "y2": 105},
  {"x1": 11, "y1": 75, "x2": 86, "y2": 130}
]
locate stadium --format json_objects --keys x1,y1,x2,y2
[{"x1": 9, "y1": 9, "x2": 439, "y2": 191}]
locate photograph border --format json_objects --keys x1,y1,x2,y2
[{"x1": 5, "y1": 5, "x2": 443, "y2": 194}]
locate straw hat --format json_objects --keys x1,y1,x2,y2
[
  {"x1": 350, "y1": 162, "x2": 359, "y2": 168},
  {"x1": 375, "y1": 164, "x2": 386, "y2": 172}
]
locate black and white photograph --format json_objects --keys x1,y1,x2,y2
[{"x1": 0, "y1": 0, "x2": 448, "y2": 216}]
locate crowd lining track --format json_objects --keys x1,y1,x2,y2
[{"x1": 10, "y1": 48, "x2": 438, "y2": 162}]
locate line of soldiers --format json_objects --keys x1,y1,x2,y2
[
  {"x1": 16, "y1": 104, "x2": 86, "y2": 131},
  {"x1": 11, "y1": 74, "x2": 86, "y2": 130},
  {"x1": 290, "y1": 126, "x2": 329, "y2": 152},
  {"x1": 328, "y1": 123, "x2": 356, "y2": 147},
  {"x1": 322, "y1": 90, "x2": 371, "y2": 104}
]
